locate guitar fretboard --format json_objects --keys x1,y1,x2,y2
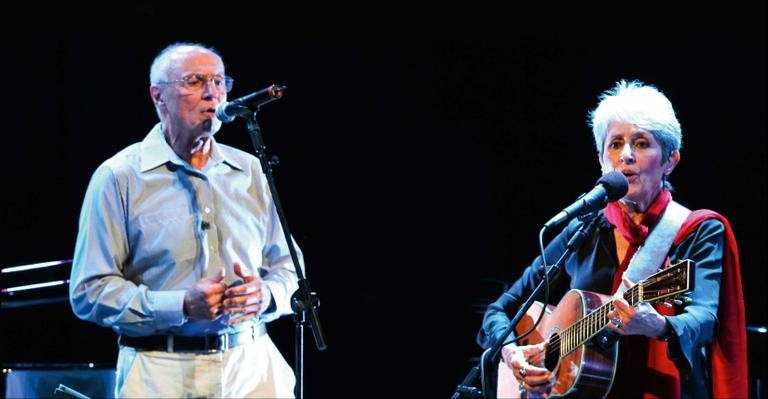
[
  {"x1": 543, "y1": 260, "x2": 690, "y2": 361},
  {"x1": 546, "y1": 284, "x2": 642, "y2": 359},
  {"x1": 524, "y1": 259, "x2": 695, "y2": 376}
]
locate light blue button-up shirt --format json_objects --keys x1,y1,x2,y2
[{"x1": 70, "y1": 123, "x2": 301, "y2": 337}]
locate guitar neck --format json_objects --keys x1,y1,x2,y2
[
  {"x1": 553, "y1": 258, "x2": 693, "y2": 358},
  {"x1": 555, "y1": 285, "x2": 642, "y2": 357}
]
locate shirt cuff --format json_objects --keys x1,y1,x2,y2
[
  {"x1": 147, "y1": 289, "x2": 187, "y2": 329},
  {"x1": 261, "y1": 280, "x2": 291, "y2": 322},
  {"x1": 262, "y1": 285, "x2": 277, "y2": 315},
  {"x1": 658, "y1": 317, "x2": 676, "y2": 341}
]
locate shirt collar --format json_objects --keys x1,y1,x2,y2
[
  {"x1": 209, "y1": 136, "x2": 244, "y2": 172},
  {"x1": 139, "y1": 123, "x2": 244, "y2": 172}
]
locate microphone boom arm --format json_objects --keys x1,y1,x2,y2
[{"x1": 216, "y1": 84, "x2": 286, "y2": 122}]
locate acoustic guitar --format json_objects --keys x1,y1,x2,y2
[{"x1": 493, "y1": 259, "x2": 694, "y2": 398}]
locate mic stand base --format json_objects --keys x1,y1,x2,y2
[{"x1": 451, "y1": 366, "x2": 484, "y2": 399}]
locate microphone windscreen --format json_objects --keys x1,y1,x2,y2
[{"x1": 596, "y1": 171, "x2": 629, "y2": 201}]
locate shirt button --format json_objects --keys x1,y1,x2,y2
[
  {"x1": 204, "y1": 207, "x2": 211, "y2": 214},
  {"x1": 201, "y1": 221, "x2": 210, "y2": 230}
]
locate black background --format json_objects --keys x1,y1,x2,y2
[{"x1": 2, "y1": 5, "x2": 766, "y2": 398}]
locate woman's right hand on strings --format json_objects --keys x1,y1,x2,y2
[{"x1": 501, "y1": 342, "x2": 553, "y2": 397}]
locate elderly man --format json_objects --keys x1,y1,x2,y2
[{"x1": 70, "y1": 42, "x2": 300, "y2": 398}]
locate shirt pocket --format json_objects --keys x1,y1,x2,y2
[{"x1": 135, "y1": 206, "x2": 199, "y2": 275}]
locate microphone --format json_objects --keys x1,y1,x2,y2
[
  {"x1": 543, "y1": 170, "x2": 628, "y2": 230},
  {"x1": 215, "y1": 84, "x2": 286, "y2": 122}
]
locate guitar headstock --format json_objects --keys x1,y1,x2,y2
[{"x1": 639, "y1": 259, "x2": 695, "y2": 304}]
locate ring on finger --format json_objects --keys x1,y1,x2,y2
[{"x1": 519, "y1": 367, "x2": 527, "y2": 377}]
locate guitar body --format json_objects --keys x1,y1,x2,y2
[
  {"x1": 497, "y1": 289, "x2": 618, "y2": 398},
  {"x1": 490, "y1": 259, "x2": 694, "y2": 398}
]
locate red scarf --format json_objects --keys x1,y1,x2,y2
[
  {"x1": 604, "y1": 189, "x2": 672, "y2": 293},
  {"x1": 604, "y1": 192, "x2": 748, "y2": 399}
]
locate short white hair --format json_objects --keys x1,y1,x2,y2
[
  {"x1": 149, "y1": 42, "x2": 222, "y2": 85},
  {"x1": 148, "y1": 42, "x2": 223, "y2": 119},
  {"x1": 588, "y1": 79, "x2": 682, "y2": 161}
]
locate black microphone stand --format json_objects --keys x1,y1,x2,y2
[
  {"x1": 451, "y1": 217, "x2": 597, "y2": 399},
  {"x1": 243, "y1": 108, "x2": 327, "y2": 399}
]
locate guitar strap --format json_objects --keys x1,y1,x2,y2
[{"x1": 615, "y1": 200, "x2": 691, "y2": 294}]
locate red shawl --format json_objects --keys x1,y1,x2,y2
[
  {"x1": 644, "y1": 210, "x2": 747, "y2": 398},
  {"x1": 606, "y1": 196, "x2": 748, "y2": 398},
  {"x1": 672, "y1": 210, "x2": 748, "y2": 399}
]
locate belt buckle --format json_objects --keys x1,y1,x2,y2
[
  {"x1": 214, "y1": 333, "x2": 229, "y2": 353},
  {"x1": 166, "y1": 335, "x2": 174, "y2": 352}
]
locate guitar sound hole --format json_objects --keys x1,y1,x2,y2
[{"x1": 545, "y1": 333, "x2": 559, "y2": 371}]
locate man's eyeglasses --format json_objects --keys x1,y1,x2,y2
[{"x1": 158, "y1": 74, "x2": 234, "y2": 93}]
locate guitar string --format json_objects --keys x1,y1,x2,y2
[
  {"x1": 544, "y1": 284, "x2": 641, "y2": 361},
  {"x1": 545, "y1": 283, "x2": 680, "y2": 360},
  {"x1": 539, "y1": 261, "x2": 687, "y2": 363}
]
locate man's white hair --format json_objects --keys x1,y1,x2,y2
[{"x1": 148, "y1": 42, "x2": 224, "y2": 119}]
